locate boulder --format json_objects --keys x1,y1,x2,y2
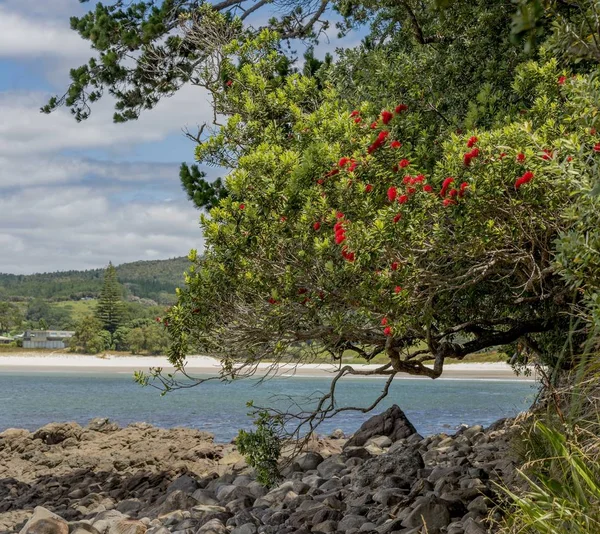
[
  {"x1": 19, "y1": 507, "x2": 69, "y2": 534},
  {"x1": 346, "y1": 405, "x2": 416, "y2": 447},
  {"x1": 197, "y1": 519, "x2": 228, "y2": 534},
  {"x1": 107, "y1": 520, "x2": 147, "y2": 534},
  {"x1": 401, "y1": 497, "x2": 451, "y2": 533},
  {"x1": 32, "y1": 423, "x2": 82, "y2": 445}
]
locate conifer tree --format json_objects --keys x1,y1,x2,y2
[{"x1": 95, "y1": 263, "x2": 126, "y2": 334}]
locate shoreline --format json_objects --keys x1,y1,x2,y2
[{"x1": 0, "y1": 353, "x2": 537, "y2": 381}]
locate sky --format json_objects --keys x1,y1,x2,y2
[{"x1": 0, "y1": 0, "x2": 355, "y2": 275}]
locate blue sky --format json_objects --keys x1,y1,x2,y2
[{"x1": 0, "y1": 0, "x2": 356, "y2": 274}]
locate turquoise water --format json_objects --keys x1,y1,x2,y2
[{"x1": 0, "y1": 372, "x2": 537, "y2": 442}]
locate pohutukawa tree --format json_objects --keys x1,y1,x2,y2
[{"x1": 51, "y1": 1, "x2": 600, "y2": 435}]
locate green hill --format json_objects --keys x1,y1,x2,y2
[{"x1": 0, "y1": 257, "x2": 190, "y2": 304}]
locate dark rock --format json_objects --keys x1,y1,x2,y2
[
  {"x1": 345, "y1": 405, "x2": 416, "y2": 448},
  {"x1": 196, "y1": 519, "x2": 227, "y2": 534},
  {"x1": 316, "y1": 456, "x2": 346, "y2": 478},
  {"x1": 401, "y1": 497, "x2": 451, "y2": 533},
  {"x1": 166, "y1": 475, "x2": 198, "y2": 495},
  {"x1": 231, "y1": 525, "x2": 258, "y2": 534},
  {"x1": 33, "y1": 423, "x2": 82, "y2": 446},
  {"x1": 311, "y1": 520, "x2": 338, "y2": 533},
  {"x1": 296, "y1": 452, "x2": 324, "y2": 472},
  {"x1": 338, "y1": 515, "x2": 367, "y2": 531}
]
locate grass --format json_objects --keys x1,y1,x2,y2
[{"x1": 54, "y1": 299, "x2": 97, "y2": 321}]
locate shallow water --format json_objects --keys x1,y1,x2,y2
[{"x1": 0, "y1": 371, "x2": 537, "y2": 441}]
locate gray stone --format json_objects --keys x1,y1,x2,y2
[
  {"x1": 401, "y1": 498, "x2": 451, "y2": 532},
  {"x1": 345, "y1": 405, "x2": 416, "y2": 447},
  {"x1": 296, "y1": 452, "x2": 324, "y2": 471},
  {"x1": 311, "y1": 520, "x2": 338, "y2": 533},
  {"x1": 338, "y1": 515, "x2": 367, "y2": 531},
  {"x1": 116, "y1": 499, "x2": 143, "y2": 516},
  {"x1": 167, "y1": 474, "x2": 198, "y2": 495},
  {"x1": 196, "y1": 519, "x2": 227, "y2": 534},
  {"x1": 191, "y1": 490, "x2": 219, "y2": 506},
  {"x1": 330, "y1": 429, "x2": 345, "y2": 439},
  {"x1": 316, "y1": 456, "x2": 346, "y2": 478},
  {"x1": 158, "y1": 490, "x2": 198, "y2": 515},
  {"x1": 231, "y1": 524, "x2": 258, "y2": 534},
  {"x1": 19, "y1": 507, "x2": 69, "y2": 534},
  {"x1": 463, "y1": 517, "x2": 487, "y2": 534},
  {"x1": 364, "y1": 436, "x2": 392, "y2": 448}
]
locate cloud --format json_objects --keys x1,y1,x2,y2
[
  {"x1": 0, "y1": 6, "x2": 90, "y2": 60},
  {"x1": 0, "y1": 186, "x2": 203, "y2": 274}
]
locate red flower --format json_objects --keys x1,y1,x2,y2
[
  {"x1": 381, "y1": 317, "x2": 388, "y2": 326},
  {"x1": 449, "y1": 189, "x2": 458, "y2": 198},
  {"x1": 402, "y1": 175, "x2": 412, "y2": 185},
  {"x1": 342, "y1": 248, "x2": 355, "y2": 262},
  {"x1": 239, "y1": 203, "x2": 245, "y2": 210},
  {"x1": 354, "y1": 117, "x2": 362, "y2": 124},
  {"x1": 515, "y1": 170, "x2": 534, "y2": 189},
  {"x1": 378, "y1": 131, "x2": 390, "y2": 142},
  {"x1": 313, "y1": 222, "x2": 321, "y2": 231},
  {"x1": 398, "y1": 194, "x2": 409, "y2": 204},
  {"x1": 399, "y1": 159, "x2": 410, "y2": 168},
  {"x1": 423, "y1": 184, "x2": 433, "y2": 193},
  {"x1": 443, "y1": 198, "x2": 456, "y2": 207},
  {"x1": 414, "y1": 174, "x2": 425, "y2": 183},
  {"x1": 226, "y1": 80, "x2": 233, "y2": 87},
  {"x1": 458, "y1": 182, "x2": 469, "y2": 198},
  {"x1": 268, "y1": 297, "x2": 278, "y2": 305},
  {"x1": 392, "y1": 164, "x2": 399, "y2": 173},
  {"x1": 393, "y1": 213, "x2": 402, "y2": 223},
  {"x1": 440, "y1": 177, "x2": 454, "y2": 197},
  {"x1": 517, "y1": 153, "x2": 526, "y2": 163},
  {"x1": 334, "y1": 233, "x2": 346, "y2": 245},
  {"x1": 381, "y1": 110, "x2": 394, "y2": 125},
  {"x1": 339, "y1": 157, "x2": 350, "y2": 167},
  {"x1": 156, "y1": 317, "x2": 162, "y2": 323},
  {"x1": 542, "y1": 149, "x2": 553, "y2": 161},
  {"x1": 298, "y1": 288, "x2": 308, "y2": 295},
  {"x1": 317, "y1": 178, "x2": 324, "y2": 185},
  {"x1": 336, "y1": 211, "x2": 345, "y2": 219},
  {"x1": 387, "y1": 186, "x2": 398, "y2": 202},
  {"x1": 383, "y1": 326, "x2": 392, "y2": 336},
  {"x1": 395, "y1": 104, "x2": 408, "y2": 113},
  {"x1": 591, "y1": 128, "x2": 597, "y2": 135},
  {"x1": 390, "y1": 140, "x2": 402, "y2": 149},
  {"x1": 370, "y1": 121, "x2": 378, "y2": 129},
  {"x1": 463, "y1": 148, "x2": 480, "y2": 167},
  {"x1": 558, "y1": 76, "x2": 567, "y2": 85},
  {"x1": 499, "y1": 152, "x2": 507, "y2": 159},
  {"x1": 280, "y1": 216, "x2": 287, "y2": 222},
  {"x1": 348, "y1": 160, "x2": 358, "y2": 172},
  {"x1": 350, "y1": 110, "x2": 360, "y2": 117},
  {"x1": 467, "y1": 136, "x2": 478, "y2": 148},
  {"x1": 326, "y1": 168, "x2": 340, "y2": 177},
  {"x1": 567, "y1": 156, "x2": 573, "y2": 162},
  {"x1": 365, "y1": 184, "x2": 373, "y2": 193},
  {"x1": 394, "y1": 286, "x2": 402, "y2": 294},
  {"x1": 594, "y1": 143, "x2": 600, "y2": 152},
  {"x1": 391, "y1": 262, "x2": 399, "y2": 271}
]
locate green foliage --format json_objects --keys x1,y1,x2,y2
[
  {"x1": 69, "y1": 315, "x2": 109, "y2": 354},
  {"x1": 180, "y1": 163, "x2": 228, "y2": 210},
  {"x1": 26, "y1": 299, "x2": 74, "y2": 330},
  {"x1": 0, "y1": 302, "x2": 23, "y2": 335},
  {"x1": 95, "y1": 263, "x2": 126, "y2": 334},
  {"x1": 236, "y1": 409, "x2": 283, "y2": 487},
  {"x1": 126, "y1": 322, "x2": 169, "y2": 355},
  {"x1": 0, "y1": 257, "x2": 189, "y2": 304}
]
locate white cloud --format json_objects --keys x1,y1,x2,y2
[
  {"x1": 0, "y1": 186, "x2": 203, "y2": 274},
  {"x1": 0, "y1": 6, "x2": 90, "y2": 59}
]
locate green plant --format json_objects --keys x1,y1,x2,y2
[{"x1": 236, "y1": 408, "x2": 283, "y2": 487}]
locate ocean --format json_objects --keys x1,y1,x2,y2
[{"x1": 0, "y1": 371, "x2": 537, "y2": 442}]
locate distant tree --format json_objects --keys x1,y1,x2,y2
[
  {"x1": 95, "y1": 263, "x2": 126, "y2": 334},
  {"x1": 127, "y1": 323, "x2": 169, "y2": 355},
  {"x1": 0, "y1": 302, "x2": 22, "y2": 334},
  {"x1": 112, "y1": 326, "x2": 131, "y2": 351},
  {"x1": 26, "y1": 299, "x2": 74, "y2": 330},
  {"x1": 69, "y1": 315, "x2": 109, "y2": 354}
]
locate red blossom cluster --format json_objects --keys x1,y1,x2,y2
[
  {"x1": 381, "y1": 110, "x2": 394, "y2": 125},
  {"x1": 390, "y1": 140, "x2": 402, "y2": 149},
  {"x1": 517, "y1": 153, "x2": 526, "y2": 162},
  {"x1": 467, "y1": 136, "x2": 478, "y2": 148},
  {"x1": 515, "y1": 171, "x2": 534, "y2": 189},
  {"x1": 368, "y1": 131, "x2": 390, "y2": 154},
  {"x1": 541, "y1": 149, "x2": 553, "y2": 161},
  {"x1": 440, "y1": 177, "x2": 454, "y2": 198},
  {"x1": 395, "y1": 104, "x2": 408, "y2": 113},
  {"x1": 463, "y1": 147, "x2": 480, "y2": 167},
  {"x1": 365, "y1": 183, "x2": 373, "y2": 193},
  {"x1": 594, "y1": 143, "x2": 600, "y2": 152},
  {"x1": 387, "y1": 186, "x2": 398, "y2": 202}
]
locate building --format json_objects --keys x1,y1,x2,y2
[
  {"x1": 0, "y1": 336, "x2": 13, "y2": 345},
  {"x1": 23, "y1": 330, "x2": 75, "y2": 349}
]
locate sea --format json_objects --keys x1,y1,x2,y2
[{"x1": 0, "y1": 371, "x2": 537, "y2": 442}]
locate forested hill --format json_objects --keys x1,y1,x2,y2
[{"x1": 0, "y1": 257, "x2": 190, "y2": 304}]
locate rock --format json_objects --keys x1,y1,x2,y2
[
  {"x1": 69, "y1": 523, "x2": 102, "y2": 534},
  {"x1": 329, "y1": 429, "x2": 345, "y2": 439},
  {"x1": 316, "y1": 456, "x2": 346, "y2": 478},
  {"x1": 32, "y1": 423, "x2": 82, "y2": 445},
  {"x1": 166, "y1": 475, "x2": 198, "y2": 495},
  {"x1": 311, "y1": 520, "x2": 338, "y2": 533},
  {"x1": 295, "y1": 452, "x2": 324, "y2": 472},
  {"x1": 19, "y1": 507, "x2": 69, "y2": 534},
  {"x1": 345, "y1": 405, "x2": 417, "y2": 447},
  {"x1": 463, "y1": 517, "x2": 487, "y2": 534},
  {"x1": 116, "y1": 499, "x2": 143, "y2": 516},
  {"x1": 107, "y1": 520, "x2": 147, "y2": 534},
  {"x1": 364, "y1": 436, "x2": 392, "y2": 448},
  {"x1": 231, "y1": 524, "x2": 258, "y2": 534},
  {"x1": 88, "y1": 418, "x2": 120, "y2": 433},
  {"x1": 158, "y1": 490, "x2": 198, "y2": 515},
  {"x1": 338, "y1": 515, "x2": 367, "y2": 531},
  {"x1": 401, "y1": 497, "x2": 451, "y2": 532},
  {"x1": 197, "y1": 519, "x2": 227, "y2": 534}
]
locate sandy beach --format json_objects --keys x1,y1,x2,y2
[{"x1": 0, "y1": 352, "x2": 536, "y2": 381}]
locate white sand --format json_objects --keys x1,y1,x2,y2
[{"x1": 0, "y1": 353, "x2": 536, "y2": 381}]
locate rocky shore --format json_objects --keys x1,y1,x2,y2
[{"x1": 0, "y1": 407, "x2": 521, "y2": 534}]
